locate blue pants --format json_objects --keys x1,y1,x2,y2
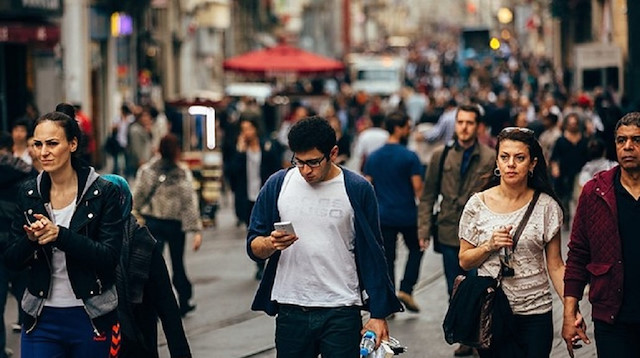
[
  {"x1": 275, "y1": 305, "x2": 362, "y2": 358},
  {"x1": 381, "y1": 225, "x2": 424, "y2": 294},
  {"x1": 21, "y1": 307, "x2": 118, "y2": 358},
  {"x1": 440, "y1": 243, "x2": 476, "y2": 298},
  {"x1": 594, "y1": 319, "x2": 640, "y2": 358}
]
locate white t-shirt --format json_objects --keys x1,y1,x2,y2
[
  {"x1": 45, "y1": 200, "x2": 83, "y2": 307},
  {"x1": 458, "y1": 192, "x2": 563, "y2": 315},
  {"x1": 272, "y1": 169, "x2": 362, "y2": 307}
]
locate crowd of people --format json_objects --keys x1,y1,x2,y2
[{"x1": 1, "y1": 35, "x2": 640, "y2": 358}]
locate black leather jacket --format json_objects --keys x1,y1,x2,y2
[{"x1": 3, "y1": 166, "x2": 124, "y2": 326}]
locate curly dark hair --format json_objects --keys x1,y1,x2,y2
[
  {"x1": 287, "y1": 116, "x2": 336, "y2": 157},
  {"x1": 482, "y1": 127, "x2": 564, "y2": 212}
]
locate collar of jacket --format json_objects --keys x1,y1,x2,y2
[{"x1": 33, "y1": 166, "x2": 99, "y2": 203}]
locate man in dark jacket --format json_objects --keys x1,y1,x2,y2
[
  {"x1": 0, "y1": 132, "x2": 37, "y2": 358},
  {"x1": 103, "y1": 174, "x2": 191, "y2": 358},
  {"x1": 563, "y1": 112, "x2": 640, "y2": 358},
  {"x1": 417, "y1": 105, "x2": 495, "y2": 357}
]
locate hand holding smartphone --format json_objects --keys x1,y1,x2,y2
[{"x1": 274, "y1": 221, "x2": 296, "y2": 236}]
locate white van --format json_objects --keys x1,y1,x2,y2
[{"x1": 347, "y1": 54, "x2": 406, "y2": 96}]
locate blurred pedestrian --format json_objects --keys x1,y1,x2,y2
[
  {"x1": 3, "y1": 104, "x2": 124, "y2": 357},
  {"x1": 132, "y1": 133, "x2": 203, "y2": 316},
  {"x1": 0, "y1": 131, "x2": 37, "y2": 358},
  {"x1": 73, "y1": 104, "x2": 95, "y2": 166},
  {"x1": 364, "y1": 112, "x2": 424, "y2": 312},
  {"x1": 458, "y1": 127, "x2": 567, "y2": 357},
  {"x1": 108, "y1": 104, "x2": 135, "y2": 175},
  {"x1": 550, "y1": 113, "x2": 589, "y2": 228},
  {"x1": 418, "y1": 105, "x2": 495, "y2": 357},
  {"x1": 11, "y1": 118, "x2": 33, "y2": 165},
  {"x1": 352, "y1": 113, "x2": 388, "y2": 171},
  {"x1": 104, "y1": 174, "x2": 191, "y2": 358},
  {"x1": 563, "y1": 112, "x2": 640, "y2": 358},
  {"x1": 247, "y1": 116, "x2": 403, "y2": 357},
  {"x1": 127, "y1": 109, "x2": 154, "y2": 178},
  {"x1": 228, "y1": 113, "x2": 281, "y2": 279}
]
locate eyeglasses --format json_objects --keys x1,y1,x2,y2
[
  {"x1": 291, "y1": 155, "x2": 327, "y2": 168},
  {"x1": 500, "y1": 127, "x2": 534, "y2": 135}
]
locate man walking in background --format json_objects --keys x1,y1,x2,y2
[
  {"x1": 418, "y1": 105, "x2": 495, "y2": 357},
  {"x1": 0, "y1": 132, "x2": 37, "y2": 358},
  {"x1": 364, "y1": 112, "x2": 424, "y2": 313}
]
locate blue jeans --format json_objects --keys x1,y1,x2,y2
[
  {"x1": 594, "y1": 319, "x2": 640, "y2": 358},
  {"x1": 440, "y1": 243, "x2": 476, "y2": 298},
  {"x1": 275, "y1": 305, "x2": 362, "y2": 358},
  {"x1": 21, "y1": 306, "x2": 117, "y2": 358},
  {"x1": 381, "y1": 225, "x2": 424, "y2": 294}
]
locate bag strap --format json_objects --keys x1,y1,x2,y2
[
  {"x1": 511, "y1": 190, "x2": 541, "y2": 250},
  {"x1": 139, "y1": 173, "x2": 166, "y2": 210},
  {"x1": 434, "y1": 142, "x2": 454, "y2": 198}
]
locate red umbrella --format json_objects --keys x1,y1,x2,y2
[{"x1": 223, "y1": 44, "x2": 344, "y2": 75}]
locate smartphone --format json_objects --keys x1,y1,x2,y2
[{"x1": 274, "y1": 221, "x2": 296, "y2": 236}]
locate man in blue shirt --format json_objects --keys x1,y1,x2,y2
[
  {"x1": 364, "y1": 112, "x2": 424, "y2": 312},
  {"x1": 247, "y1": 116, "x2": 403, "y2": 357}
]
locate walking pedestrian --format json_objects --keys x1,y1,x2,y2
[
  {"x1": 0, "y1": 132, "x2": 37, "y2": 358},
  {"x1": 550, "y1": 112, "x2": 589, "y2": 228},
  {"x1": 228, "y1": 113, "x2": 281, "y2": 279},
  {"x1": 364, "y1": 112, "x2": 424, "y2": 312},
  {"x1": 458, "y1": 127, "x2": 566, "y2": 357},
  {"x1": 3, "y1": 104, "x2": 124, "y2": 357},
  {"x1": 104, "y1": 174, "x2": 191, "y2": 358},
  {"x1": 132, "y1": 133, "x2": 203, "y2": 316},
  {"x1": 418, "y1": 105, "x2": 495, "y2": 356},
  {"x1": 563, "y1": 112, "x2": 640, "y2": 358},
  {"x1": 247, "y1": 116, "x2": 403, "y2": 357}
]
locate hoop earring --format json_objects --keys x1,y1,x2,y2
[
  {"x1": 528, "y1": 170, "x2": 534, "y2": 177},
  {"x1": 494, "y1": 168, "x2": 501, "y2": 177}
]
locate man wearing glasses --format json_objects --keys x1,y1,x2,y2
[
  {"x1": 563, "y1": 112, "x2": 640, "y2": 357},
  {"x1": 247, "y1": 116, "x2": 402, "y2": 357}
]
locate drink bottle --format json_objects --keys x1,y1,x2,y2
[{"x1": 359, "y1": 330, "x2": 376, "y2": 357}]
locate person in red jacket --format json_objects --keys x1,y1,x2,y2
[{"x1": 563, "y1": 112, "x2": 640, "y2": 358}]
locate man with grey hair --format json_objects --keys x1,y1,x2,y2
[{"x1": 563, "y1": 112, "x2": 640, "y2": 358}]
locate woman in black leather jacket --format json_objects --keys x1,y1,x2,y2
[{"x1": 3, "y1": 104, "x2": 124, "y2": 357}]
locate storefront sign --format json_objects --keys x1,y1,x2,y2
[
  {"x1": 0, "y1": 22, "x2": 60, "y2": 45},
  {"x1": 0, "y1": 0, "x2": 62, "y2": 16}
]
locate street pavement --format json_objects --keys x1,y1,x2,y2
[{"x1": 5, "y1": 199, "x2": 597, "y2": 357}]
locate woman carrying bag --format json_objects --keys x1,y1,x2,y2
[{"x1": 457, "y1": 127, "x2": 580, "y2": 357}]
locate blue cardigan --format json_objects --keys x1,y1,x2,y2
[{"x1": 246, "y1": 167, "x2": 403, "y2": 318}]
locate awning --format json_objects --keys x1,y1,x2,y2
[{"x1": 0, "y1": 22, "x2": 60, "y2": 45}]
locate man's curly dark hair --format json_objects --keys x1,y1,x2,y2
[{"x1": 288, "y1": 116, "x2": 336, "y2": 157}]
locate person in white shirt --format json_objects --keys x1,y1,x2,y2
[{"x1": 248, "y1": 116, "x2": 403, "y2": 357}]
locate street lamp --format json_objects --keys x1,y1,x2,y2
[{"x1": 497, "y1": 7, "x2": 513, "y2": 24}]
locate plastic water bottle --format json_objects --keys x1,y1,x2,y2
[{"x1": 359, "y1": 330, "x2": 376, "y2": 357}]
